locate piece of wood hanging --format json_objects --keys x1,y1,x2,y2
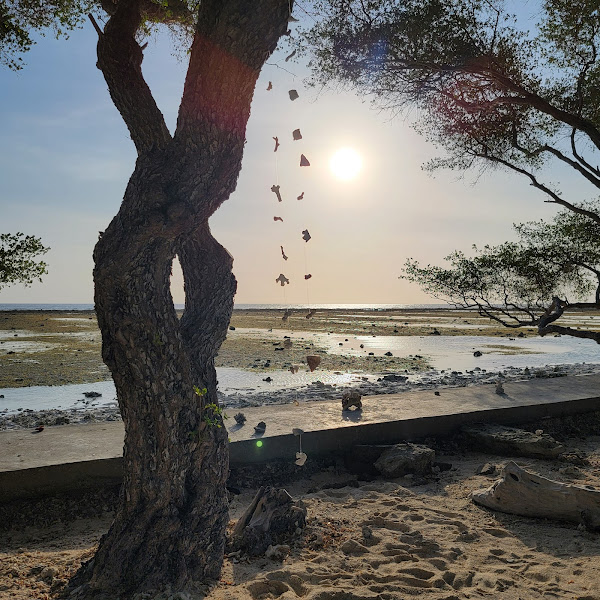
[
  {"x1": 285, "y1": 49, "x2": 296, "y2": 62},
  {"x1": 300, "y1": 154, "x2": 310, "y2": 166},
  {"x1": 282, "y1": 308, "x2": 293, "y2": 321},
  {"x1": 267, "y1": 81, "x2": 272, "y2": 91},
  {"x1": 297, "y1": 192, "x2": 304, "y2": 200},
  {"x1": 304, "y1": 274, "x2": 312, "y2": 280},
  {"x1": 289, "y1": 89, "x2": 299, "y2": 101},
  {"x1": 273, "y1": 136, "x2": 280, "y2": 152},
  {"x1": 302, "y1": 229, "x2": 311, "y2": 242},
  {"x1": 273, "y1": 216, "x2": 283, "y2": 222},
  {"x1": 306, "y1": 355, "x2": 321, "y2": 372},
  {"x1": 292, "y1": 128, "x2": 302, "y2": 140},
  {"x1": 271, "y1": 184, "x2": 282, "y2": 202},
  {"x1": 275, "y1": 273, "x2": 290, "y2": 286},
  {"x1": 305, "y1": 309, "x2": 316, "y2": 319},
  {"x1": 280, "y1": 246, "x2": 288, "y2": 260}
]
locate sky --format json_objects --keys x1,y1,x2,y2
[{"x1": 0, "y1": 4, "x2": 578, "y2": 306}]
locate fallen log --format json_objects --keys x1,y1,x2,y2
[{"x1": 472, "y1": 462, "x2": 600, "y2": 530}]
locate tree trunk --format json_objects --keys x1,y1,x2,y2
[{"x1": 65, "y1": 0, "x2": 291, "y2": 597}]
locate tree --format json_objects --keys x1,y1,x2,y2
[
  {"x1": 403, "y1": 206, "x2": 600, "y2": 341},
  {"x1": 304, "y1": 0, "x2": 600, "y2": 339},
  {"x1": 4, "y1": 0, "x2": 292, "y2": 598},
  {"x1": 0, "y1": 232, "x2": 48, "y2": 288}
]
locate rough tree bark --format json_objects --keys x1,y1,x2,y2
[{"x1": 66, "y1": 1, "x2": 291, "y2": 598}]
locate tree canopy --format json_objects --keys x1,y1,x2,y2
[
  {"x1": 305, "y1": 0, "x2": 600, "y2": 217},
  {"x1": 403, "y1": 205, "x2": 600, "y2": 341},
  {"x1": 0, "y1": 232, "x2": 48, "y2": 289}
]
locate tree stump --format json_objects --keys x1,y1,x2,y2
[
  {"x1": 231, "y1": 487, "x2": 307, "y2": 555},
  {"x1": 472, "y1": 462, "x2": 600, "y2": 530}
]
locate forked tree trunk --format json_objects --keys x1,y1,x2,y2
[{"x1": 66, "y1": 1, "x2": 290, "y2": 598}]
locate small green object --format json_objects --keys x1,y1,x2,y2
[{"x1": 256, "y1": 440, "x2": 263, "y2": 448}]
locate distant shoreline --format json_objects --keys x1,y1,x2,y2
[{"x1": 0, "y1": 303, "x2": 454, "y2": 312}]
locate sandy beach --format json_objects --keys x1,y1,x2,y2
[{"x1": 1, "y1": 426, "x2": 600, "y2": 600}]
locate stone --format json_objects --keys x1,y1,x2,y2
[
  {"x1": 463, "y1": 425, "x2": 565, "y2": 459},
  {"x1": 478, "y1": 462, "x2": 497, "y2": 476},
  {"x1": 234, "y1": 412, "x2": 247, "y2": 425},
  {"x1": 374, "y1": 443, "x2": 435, "y2": 478},
  {"x1": 384, "y1": 351, "x2": 393, "y2": 356},
  {"x1": 341, "y1": 390, "x2": 362, "y2": 411},
  {"x1": 473, "y1": 350, "x2": 482, "y2": 357},
  {"x1": 341, "y1": 539, "x2": 370, "y2": 555},
  {"x1": 265, "y1": 544, "x2": 291, "y2": 561}
]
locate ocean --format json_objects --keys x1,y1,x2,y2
[{"x1": 0, "y1": 303, "x2": 449, "y2": 311}]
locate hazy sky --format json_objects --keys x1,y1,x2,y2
[{"x1": 0, "y1": 7, "x2": 574, "y2": 306}]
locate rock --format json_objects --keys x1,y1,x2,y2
[
  {"x1": 478, "y1": 463, "x2": 497, "y2": 476},
  {"x1": 384, "y1": 351, "x2": 393, "y2": 356},
  {"x1": 341, "y1": 390, "x2": 362, "y2": 411},
  {"x1": 39, "y1": 566, "x2": 59, "y2": 582},
  {"x1": 254, "y1": 421, "x2": 266, "y2": 434},
  {"x1": 83, "y1": 391, "x2": 102, "y2": 398},
  {"x1": 265, "y1": 544, "x2": 291, "y2": 561},
  {"x1": 229, "y1": 325, "x2": 236, "y2": 331},
  {"x1": 341, "y1": 539, "x2": 370, "y2": 555},
  {"x1": 473, "y1": 350, "x2": 482, "y2": 357},
  {"x1": 432, "y1": 329, "x2": 441, "y2": 335},
  {"x1": 463, "y1": 425, "x2": 565, "y2": 459},
  {"x1": 374, "y1": 443, "x2": 435, "y2": 478},
  {"x1": 495, "y1": 381, "x2": 505, "y2": 394},
  {"x1": 381, "y1": 373, "x2": 408, "y2": 382},
  {"x1": 263, "y1": 377, "x2": 273, "y2": 383},
  {"x1": 234, "y1": 412, "x2": 247, "y2": 425}
]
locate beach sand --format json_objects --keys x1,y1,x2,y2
[{"x1": 1, "y1": 433, "x2": 600, "y2": 600}]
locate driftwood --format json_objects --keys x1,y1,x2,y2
[
  {"x1": 231, "y1": 486, "x2": 306, "y2": 555},
  {"x1": 472, "y1": 462, "x2": 600, "y2": 530}
]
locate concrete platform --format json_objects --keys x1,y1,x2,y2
[{"x1": 2, "y1": 373, "x2": 600, "y2": 502}]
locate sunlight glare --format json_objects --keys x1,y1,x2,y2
[{"x1": 330, "y1": 147, "x2": 363, "y2": 181}]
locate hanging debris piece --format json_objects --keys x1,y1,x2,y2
[
  {"x1": 289, "y1": 89, "x2": 299, "y2": 101},
  {"x1": 282, "y1": 308, "x2": 293, "y2": 321},
  {"x1": 288, "y1": 14, "x2": 299, "y2": 22},
  {"x1": 280, "y1": 246, "x2": 288, "y2": 260},
  {"x1": 271, "y1": 184, "x2": 282, "y2": 202},
  {"x1": 274, "y1": 216, "x2": 283, "y2": 222},
  {"x1": 267, "y1": 81, "x2": 273, "y2": 91},
  {"x1": 276, "y1": 273, "x2": 290, "y2": 286},
  {"x1": 283, "y1": 338, "x2": 293, "y2": 349},
  {"x1": 297, "y1": 192, "x2": 304, "y2": 200},
  {"x1": 304, "y1": 274, "x2": 312, "y2": 280},
  {"x1": 302, "y1": 229, "x2": 311, "y2": 242},
  {"x1": 306, "y1": 355, "x2": 321, "y2": 372},
  {"x1": 300, "y1": 154, "x2": 310, "y2": 167},
  {"x1": 306, "y1": 309, "x2": 317, "y2": 319},
  {"x1": 273, "y1": 136, "x2": 280, "y2": 152},
  {"x1": 292, "y1": 128, "x2": 302, "y2": 141},
  {"x1": 285, "y1": 49, "x2": 297, "y2": 62}
]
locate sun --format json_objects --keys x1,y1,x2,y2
[{"x1": 329, "y1": 147, "x2": 363, "y2": 181}]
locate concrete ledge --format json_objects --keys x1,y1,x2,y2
[{"x1": 3, "y1": 374, "x2": 600, "y2": 503}]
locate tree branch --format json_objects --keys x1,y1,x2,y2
[{"x1": 96, "y1": 0, "x2": 172, "y2": 154}]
